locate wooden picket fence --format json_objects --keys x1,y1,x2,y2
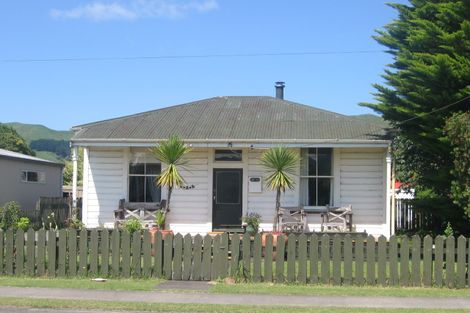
[{"x1": 0, "y1": 229, "x2": 468, "y2": 288}]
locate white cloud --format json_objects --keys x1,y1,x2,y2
[{"x1": 51, "y1": 0, "x2": 218, "y2": 21}]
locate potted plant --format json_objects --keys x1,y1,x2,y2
[{"x1": 243, "y1": 212, "x2": 261, "y2": 236}]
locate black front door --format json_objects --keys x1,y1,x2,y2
[{"x1": 212, "y1": 169, "x2": 243, "y2": 230}]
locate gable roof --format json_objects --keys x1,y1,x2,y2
[
  {"x1": 71, "y1": 96, "x2": 388, "y2": 144},
  {"x1": 0, "y1": 148, "x2": 63, "y2": 167}
]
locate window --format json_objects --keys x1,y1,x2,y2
[
  {"x1": 21, "y1": 170, "x2": 45, "y2": 183},
  {"x1": 300, "y1": 148, "x2": 333, "y2": 206},
  {"x1": 128, "y1": 162, "x2": 161, "y2": 202},
  {"x1": 214, "y1": 150, "x2": 242, "y2": 161}
]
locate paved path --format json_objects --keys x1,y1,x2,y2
[{"x1": 1, "y1": 286, "x2": 470, "y2": 309}]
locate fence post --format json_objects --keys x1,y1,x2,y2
[
  {"x1": 79, "y1": 229, "x2": 88, "y2": 277},
  {"x1": 26, "y1": 229, "x2": 35, "y2": 276},
  {"x1": 366, "y1": 235, "x2": 375, "y2": 285},
  {"x1": 400, "y1": 237, "x2": 409, "y2": 286},
  {"x1": 192, "y1": 234, "x2": 203, "y2": 280},
  {"x1": 422, "y1": 235, "x2": 432, "y2": 287},
  {"x1": 287, "y1": 233, "x2": 296, "y2": 283},
  {"x1": 343, "y1": 234, "x2": 352, "y2": 285},
  {"x1": 263, "y1": 234, "x2": 273, "y2": 282},
  {"x1": 131, "y1": 230, "x2": 142, "y2": 277},
  {"x1": 202, "y1": 235, "x2": 212, "y2": 281},
  {"x1": 47, "y1": 229, "x2": 56, "y2": 277},
  {"x1": 0, "y1": 230, "x2": 3, "y2": 275},
  {"x1": 457, "y1": 236, "x2": 466, "y2": 289},
  {"x1": 89, "y1": 229, "x2": 99, "y2": 276},
  {"x1": 309, "y1": 234, "x2": 319, "y2": 284},
  {"x1": 434, "y1": 236, "x2": 444, "y2": 287},
  {"x1": 355, "y1": 234, "x2": 364, "y2": 286},
  {"x1": 173, "y1": 233, "x2": 183, "y2": 280},
  {"x1": 121, "y1": 230, "x2": 131, "y2": 278},
  {"x1": 320, "y1": 234, "x2": 330, "y2": 285},
  {"x1": 242, "y1": 233, "x2": 251, "y2": 280},
  {"x1": 183, "y1": 234, "x2": 193, "y2": 280},
  {"x1": 101, "y1": 229, "x2": 110, "y2": 277},
  {"x1": 5, "y1": 229, "x2": 14, "y2": 275},
  {"x1": 389, "y1": 235, "x2": 398, "y2": 286},
  {"x1": 111, "y1": 229, "x2": 120, "y2": 277},
  {"x1": 57, "y1": 229, "x2": 67, "y2": 277},
  {"x1": 332, "y1": 234, "x2": 341, "y2": 286},
  {"x1": 163, "y1": 233, "x2": 174, "y2": 280},
  {"x1": 68, "y1": 228, "x2": 77, "y2": 276},
  {"x1": 253, "y1": 233, "x2": 262, "y2": 283},
  {"x1": 142, "y1": 230, "x2": 152, "y2": 278},
  {"x1": 37, "y1": 229, "x2": 46, "y2": 276},
  {"x1": 411, "y1": 235, "x2": 421, "y2": 286},
  {"x1": 275, "y1": 234, "x2": 286, "y2": 283}
]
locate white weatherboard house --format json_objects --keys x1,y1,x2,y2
[{"x1": 71, "y1": 85, "x2": 393, "y2": 237}]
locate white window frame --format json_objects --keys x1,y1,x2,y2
[
  {"x1": 21, "y1": 170, "x2": 46, "y2": 184},
  {"x1": 300, "y1": 148, "x2": 334, "y2": 207},
  {"x1": 128, "y1": 162, "x2": 161, "y2": 203}
]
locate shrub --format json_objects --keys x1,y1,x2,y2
[
  {"x1": 0, "y1": 201, "x2": 21, "y2": 231},
  {"x1": 155, "y1": 210, "x2": 166, "y2": 229},
  {"x1": 123, "y1": 218, "x2": 142, "y2": 234},
  {"x1": 17, "y1": 217, "x2": 30, "y2": 231},
  {"x1": 243, "y1": 212, "x2": 261, "y2": 235}
]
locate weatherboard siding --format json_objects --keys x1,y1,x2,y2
[
  {"x1": 84, "y1": 148, "x2": 126, "y2": 228},
  {"x1": 339, "y1": 148, "x2": 386, "y2": 234}
]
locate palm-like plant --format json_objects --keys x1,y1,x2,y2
[
  {"x1": 261, "y1": 146, "x2": 299, "y2": 231},
  {"x1": 151, "y1": 135, "x2": 191, "y2": 214}
]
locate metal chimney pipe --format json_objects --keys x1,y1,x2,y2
[{"x1": 275, "y1": 81, "x2": 285, "y2": 99}]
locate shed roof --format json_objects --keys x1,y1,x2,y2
[
  {"x1": 72, "y1": 96, "x2": 388, "y2": 143},
  {"x1": 0, "y1": 149, "x2": 64, "y2": 167}
]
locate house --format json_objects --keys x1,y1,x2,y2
[
  {"x1": 0, "y1": 148, "x2": 64, "y2": 217},
  {"x1": 70, "y1": 83, "x2": 393, "y2": 237}
]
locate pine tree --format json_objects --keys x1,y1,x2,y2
[{"x1": 362, "y1": 0, "x2": 470, "y2": 233}]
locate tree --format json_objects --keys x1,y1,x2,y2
[
  {"x1": 260, "y1": 146, "x2": 299, "y2": 231},
  {"x1": 362, "y1": 0, "x2": 470, "y2": 233},
  {"x1": 151, "y1": 135, "x2": 191, "y2": 215},
  {"x1": 445, "y1": 111, "x2": 470, "y2": 217},
  {"x1": 0, "y1": 124, "x2": 35, "y2": 156}
]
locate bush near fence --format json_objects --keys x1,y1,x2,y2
[{"x1": 0, "y1": 229, "x2": 468, "y2": 288}]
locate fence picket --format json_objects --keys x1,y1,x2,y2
[
  {"x1": 163, "y1": 233, "x2": 174, "y2": 280},
  {"x1": 400, "y1": 237, "x2": 409, "y2": 286},
  {"x1": 131, "y1": 231, "x2": 142, "y2": 277},
  {"x1": 242, "y1": 233, "x2": 251, "y2": 280},
  {"x1": 79, "y1": 229, "x2": 88, "y2": 276},
  {"x1": 332, "y1": 235, "x2": 341, "y2": 286},
  {"x1": 263, "y1": 234, "x2": 273, "y2": 282},
  {"x1": 58, "y1": 229, "x2": 67, "y2": 277},
  {"x1": 0, "y1": 230, "x2": 3, "y2": 274},
  {"x1": 253, "y1": 233, "x2": 262, "y2": 283},
  {"x1": 183, "y1": 234, "x2": 192, "y2": 280},
  {"x1": 389, "y1": 236, "x2": 398, "y2": 286},
  {"x1": 366, "y1": 235, "x2": 375, "y2": 285},
  {"x1": 423, "y1": 235, "x2": 432, "y2": 287},
  {"x1": 354, "y1": 234, "x2": 364, "y2": 286},
  {"x1": 173, "y1": 234, "x2": 183, "y2": 280},
  {"x1": 89, "y1": 229, "x2": 99, "y2": 276},
  {"x1": 343, "y1": 234, "x2": 352, "y2": 285},
  {"x1": 202, "y1": 235, "x2": 212, "y2": 281},
  {"x1": 434, "y1": 236, "x2": 444, "y2": 287},
  {"x1": 111, "y1": 229, "x2": 120, "y2": 277},
  {"x1": 47, "y1": 230, "x2": 56, "y2": 277},
  {"x1": 230, "y1": 234, "x2": 240, "y2": 278},
  {"x1": 26, "y1": 229, "x2": 35, "y2": 276},
  {"x1": 321, "y1": 234, "x2": 330, "y2": 284},
  {"x1": 446, "y1": 236, "x2": 455, "y2": 288},
  {"x1": 309, "y1": 234, "x2": 319, "y2": 284},
  {"x1": 287, "y1": 233, "x2": 296, "y2": 283},
  {"x1": 5, "y1": 229, "x2": 13, "y2": 275},
  {"x1": 377, "y1": 236, "x2": 386, "y2": 286},
  {"x1": 121, "y1": 231, "x2": 131, "y2": 278},
  {"x1": 153, "y1": 232, "x2": 163, "y2": 278},
  {"x1": 15, "y1": 229, "x2": 25, "y2": 275},
  {"x1": 411, "y1": 235, "x2": 421, "y2": 286},
  {"x1": 142, "y1": 230, "x2": 151, "y2": 278},
  {"x1": 457, "y1": 236, "x2": 466, "y2": 289},
  {"x1": 275, "y1": 234, "x2": 286, "y2": 283},
  {"x1": 192, "y1": 234, "x2": 203, "y2": 280},
  {"x1": 37, "y1": 229, "x2": 46, "y2": 276},
  {"x1": 101, "y1": 230, "x2": 110, "y2": 277},
  {"x1": 211, "y1": 234, "x2": 220, "y2": 280},
  {"x1": 68, "y1": 229, "x2": 77, "y2": 276},
  {"x1": 298, "y1": 234, "x2": 307, "y2": 284}
]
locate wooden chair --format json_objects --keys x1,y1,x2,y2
[
  {"x1": 321, "y1": 205, "x2": 353, "y2": 232},
  {"x1": 114, "y1": 199, "x2": 166, "y2": 228},
  {"x1": 278, "y1": 207, "x2": 307, "y2": 233}
]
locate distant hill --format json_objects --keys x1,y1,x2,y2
[
  {"x1": 4, "y1": 122, "x2": 72, "y2": 143},
  {"x1": 4, "y1": 122, "x2": 72, "y2": 162}
]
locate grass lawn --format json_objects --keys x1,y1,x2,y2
[
  {"x1": 0, "y1": 276, "x2": 160, "y2": 291},
  {"x1": 0, "y1": 297, "x2": 469, "y2": 313},
  {"x1": 212, "y1": 282, "x2": 470, "y2": 298}
]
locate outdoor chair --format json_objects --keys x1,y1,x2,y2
[
  {"x1": 320, "y1": 205, "x2": 353, "y2": 232},
  {"x1": 278, "y1": 207, "x2": 307, "y2": 233},
  {"x1": 114, "y1": 199, "x2": 166, "y2": 228}
]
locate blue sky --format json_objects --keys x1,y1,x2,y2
[{"x1": 0, "y1": 1, "x2": 406, "y2": 130}]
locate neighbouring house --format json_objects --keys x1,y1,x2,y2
[
  {"x1": 0, "y1": 148, "x2": 64, "y2": 217},
  {"x1": 71, "y1": 83, "x2": 393, "y2": 237}
]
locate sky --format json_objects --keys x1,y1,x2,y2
[{"x1": 0, "y1": 0, "x2": 406, "y2": 131}]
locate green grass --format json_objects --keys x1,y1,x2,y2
[
  {"x1": 0, "y1": 297, "x2": 468, "y2": 313},
  {"x1": 212, "y1": 282, "x2": 470, "y2": 298},
  {"x1": 0, "y1": 277, "x2": 160, "y2": 291}
]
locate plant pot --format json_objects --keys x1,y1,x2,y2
[{"x1": 245, "y1": 224, "x2": 258, "y2": 236}]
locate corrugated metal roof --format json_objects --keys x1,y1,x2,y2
[
  {"x1": 0, "y1": 148, "x2": 63, "y2": 166},
  {"x1": 72, "y1": 96, "x2": 387, "y2": 142}
]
